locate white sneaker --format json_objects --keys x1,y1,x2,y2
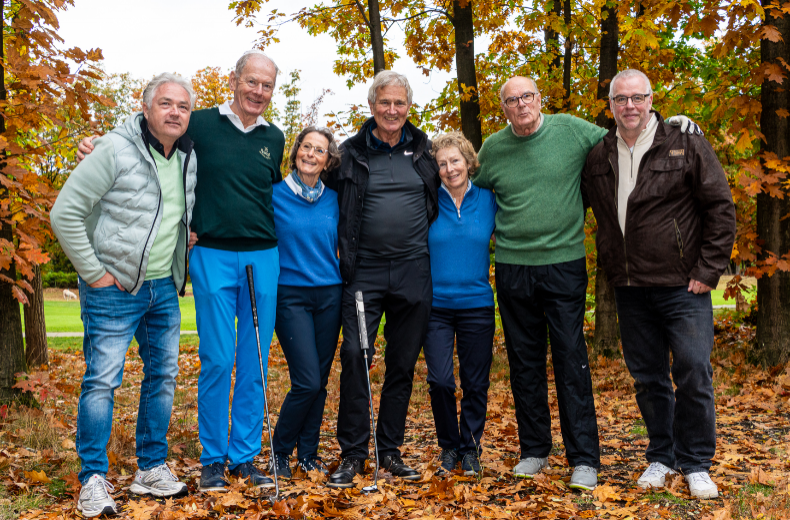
[
  {"x1": 129, "y1": 463, "x2": 188, "y2": 497},
  {"x1": 513, "y1": 457, "x2": 548, "y2": 478},
  {"x1": 77, "y1": 474, "x2": 117, "y2": 518},
  {"x1": 686, "y1": 472, "x2": 718, "y2": 499},
  {"x1": 637, "y1": 462, "x2": 676, "y2": 489}
]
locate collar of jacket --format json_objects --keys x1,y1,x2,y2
[
  {"x1": 136, "y1": 114, "x2": 194, "y2": 159},
  {"x1": 346, "y1": 117, "x2": 429, "y2": 163}
]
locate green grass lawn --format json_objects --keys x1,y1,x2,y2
[{"x1": 22, "y1": 297, "x2": 197, "y2": 333}]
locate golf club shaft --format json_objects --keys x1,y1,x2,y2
[
  {"x1": 246, "y1": 265, "x2": 279, "y2": 501},
  {"x1": 355, "y1": 291, "x2": 379, "y2": 490}
]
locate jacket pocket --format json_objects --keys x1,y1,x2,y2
[{"x1": 673, "y1": 219, "x2": 684, "y2": 259}]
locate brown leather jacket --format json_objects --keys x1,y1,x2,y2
[{"x1": 582, "y1": 111, "x2": 736, "y2": 289}]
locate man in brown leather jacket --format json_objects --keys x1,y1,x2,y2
[{"x1": 582, "y1": 69, "x2": 735, "y2": 500}]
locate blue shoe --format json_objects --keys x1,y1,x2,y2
[
  {"x1": 298, "y1": 456, "x2": 329, "y2": 476},
  {"x1": 461, "y1": 451, "x2": 481, "y2": 476},
  {"x1": 434, "y1": 448, "x2": 458, "y2": 477},
  {"x1": 229, "y1": 461, "x2": 275, "y2": 488},
  {"x1": 199, "y1": 462, "x2": 228, "y2": 492}
]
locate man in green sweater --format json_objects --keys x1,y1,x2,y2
[{"x1": 475, "y1": 76, "x2": 699, "y2": 491}]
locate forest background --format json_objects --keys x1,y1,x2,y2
[{"x1": 0, "y1": 0, "x2": 789, "y2": 519}]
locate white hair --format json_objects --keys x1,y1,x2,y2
[
  {"x1": 368, "y1": 70, "x2": 413, "y2": 105},
  {"x1": 610, "y1": 69, "x2": 653, "y2": 98},
  {"x1": 235, "y1": 50, "x2": 279, "y2": 82},
  {"x1": 142, "y1": 73, "x2": 195, "y2": 110},
  {"x1": 499, "y1": 76, "x2": 539, "y2": 102}
]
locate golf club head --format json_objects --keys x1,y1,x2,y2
[{"x1": 362, "y1": 484, "x2": 378, "y2": 493}]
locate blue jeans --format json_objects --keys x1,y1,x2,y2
[
  {"x1": 77, "y1": 277, "x2": 181, "y2": 483},
  {"x1": 614, "y1": 286, "x2": 716, "y2": 474},
  {"x1": 423, "y1": 306, "x2": 494, "y2": 457},
  {"x1": 189, "y1": 245, "x2": 279, "y2": 468},
  {"x1": 271, "y1": 284, "x2": 342, "y2": 461}
]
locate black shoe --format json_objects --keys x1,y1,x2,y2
[
  {"x1": 229, "y1": 461, "x2": 275, "y2": 488},
  {"x1": 434, "y1": 448, "x2": 458, "y2": 477},
  {"x1": 270, "y1": 453, "x2": 292, "y2": 480},
  {"x1": 199, "y1": 462, "x2": 228, "y2": 492},
  {"x1": 327, "y1": 457, "x2": 365, "y2": 488},
  {"x1": 461, "y1": 451, "x2": 481, "y2": 476},
  {"x1": 381, "y1": 454, "x2": 420, "y2": 481},
  {"x1": 298, "y1": 456, "x2": 329, "y2": 476}
]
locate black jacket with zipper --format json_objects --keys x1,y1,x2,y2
[
  {"x1": 581, "y1": 111, "x2": 736, "y2": 289},
  {"x1": 322, "y1": 118, "x2": 440, "y2": 284}
]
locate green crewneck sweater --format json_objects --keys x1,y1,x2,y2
[
  {"x1": 474, "y1": 113, "x2": 606, "y2": 266},
  {"x1": 188, "y1": 108, "x2": 284, "y2": 251}
]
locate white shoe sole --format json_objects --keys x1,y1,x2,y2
[
  {"x1": 129, "y1": 482, "x2": 188, "y2": 497},
  {"x1": 690, "y1": 489, "x2": 719, "y2": 499},
  {"x1": 637, "y1": 481, "x2": 665, "y2": 489},
  {"x1": 198, "y1": 485, "x2": 228, "y2": 492},
  {"x1": 77, "y1": 502, "x2": 117, "y2": 518},
  {"x1": 569, "y1": 482, "x2": 597, "y2": 491}
]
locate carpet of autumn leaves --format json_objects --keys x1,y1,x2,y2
[{"x1": 1, "y1": 314, "x2": 789, "y2": 520}]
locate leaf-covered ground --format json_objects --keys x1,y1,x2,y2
[{"x1": 2, "y1": 314, "x2": 788, "y2": 520}]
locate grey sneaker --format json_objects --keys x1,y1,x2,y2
[
  {"x1": 129, "y1": 463, "x2": 188, "y2": 497},
  {"x1": 686, "y1": 472, "x2": 718, "y2": 499},
  {"x1": 77, "y1": 474, "x2": 117, "y2": 518},
  {"x1": 513, "y1": 457, "x2": 548, "y2": 478},
  {"x1": 569, "y1": 465, "x2": 597, "y2": 491},
  {"x1": 637, "y1": 462, "x2": 676, "y2": 489}
]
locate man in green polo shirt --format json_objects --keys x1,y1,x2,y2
[{"x1": 475, "y1": 76, "x2": 699, "y2": 492}]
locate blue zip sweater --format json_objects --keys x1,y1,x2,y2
[
  {"x1": 272, "y1": 181, "x2": 342, "y2": 287},
  {"x1": 429, "y1": 183, "x2": 497, "y2": 309}
]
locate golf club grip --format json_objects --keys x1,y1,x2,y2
[
  {"x1": 245, "y1": 265, "x2": 258, "y2": 328},
  {"x1": 355, "y1": 291, "x2": 369, "y2": 350}
]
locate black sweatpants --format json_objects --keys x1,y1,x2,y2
[
  {"x1": 336, "y1": 256, "x2": 432, "y2": 460},
  {"x1": 495, "y1": 259, "x2": 599, "y2": 468}
]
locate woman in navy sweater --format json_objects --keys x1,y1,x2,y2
[
  {"x1": 270, "y1": 126, "x2": 342, "y2": 478},
  {"x1": 426, "y1": 132, "x2": 497, "y2": 476}
]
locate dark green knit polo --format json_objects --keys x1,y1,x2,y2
[{"x1": 188, "y1": 108, "x2": 285, "y2": 251}]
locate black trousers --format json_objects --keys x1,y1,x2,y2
[
  {"x1": 615, "y1": 286, "x2": 716, "y2": 474},
  {"x1": 271, "y1": 284, "x2": 342, "y2": 461},
  {"x1": 336, "y1": 256, "x2": 432, "y2": 460},
  {"x1": 423, "y1": 306, "x2": 494, "y2": 456},
  {"x1": 495, "y1": 259, "x2": 599, "y2": 468}
]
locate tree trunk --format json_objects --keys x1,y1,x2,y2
[
  {"x1": 0, "y1": 0, "x2": 28, "y2": 402},
  {"x1": 368, "y1": 0, "x2": 387, "y2": 74},
  {"x1": 543, "y1": 0, "x2": 562, "y2": 113},
  {"x1": 756, "y1": 0, "x2": 790, "y2": 366},
  {"x1": 452, "y1": 0, "x2": 482, "y2": 151},
  {"x1": 24, "y1": 265, "x2": 48, "y2": 369},
  {"x1": 561, "y1": 0, "x2": 572, "y2": 110},
  {"x1": 591, "y1": 0, "x2": 620, "y2": 359}
]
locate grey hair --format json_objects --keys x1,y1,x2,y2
[
  {"x1": 499, "y1": 76, "x2": 539, "y2": 102},
  {"x1": 609, "y1": 69, "x2": 652, "y2": 98},
  {"x1": 143, "y1": 73, "x2": 195, "y2": 110},
  {"x1": 288, "y1": 126, "x2": 342, "y2": 172},
  {"x1": 235, "y1": 50, "x2": 280, "y2": 82},
  {"x1": 368, "y1": 70, "x2": 413, "y2": 105}
]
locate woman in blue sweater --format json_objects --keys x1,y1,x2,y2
[
  {"x1": 426, "y1": 132, "x2": 497, "y2": 476},
  {"x1": 270, "y1": 126, "x2": 342, "y2": 478}
]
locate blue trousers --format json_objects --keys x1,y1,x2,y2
[
  {"x1": 77, "y1": 277, "x2": 180, "y2": 483},
  {"x1": 614, "y1": 286, "x2": 716, "y2": 474},
  {"x1": 271, "y1": 284, "x2": 342, "y2": 461},
  {"x1": 423, "y1": 306, "x2": 494, "y2": 457},
  {"x1": 190, "y1": 245, "x2": 279, "y2": 468}
]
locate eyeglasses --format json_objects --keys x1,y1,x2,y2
[
  {"x1": 376, "y1": 100, "x2": 409, "y2": 109},
  {"x1": 241, "y1": 78, "x2": 275, "y2": 92},
  {"x1": 299, "y1": 142, "x2": 327, "y2": 157},
  {"x1": 612, "y1": 93, "x2": 651, "y2": 106},
  {"x1": 504, "y1": 92, "x2": 536, "y2": 107}
]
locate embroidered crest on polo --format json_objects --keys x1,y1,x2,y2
[
  {"x1": 669, "y1": 149, "x2": 685, "y2": 157},
  {"x1": 260, "y1": 147, "x2": 272, "y2": 160}
]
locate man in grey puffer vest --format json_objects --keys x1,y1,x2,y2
[{"x1": 51, "y1": 73, "x2": 197, "y2": 517}]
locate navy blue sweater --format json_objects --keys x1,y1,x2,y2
[
  {"x1": 429, "y1": 183, "x2": 497, "y2": 309},
  {"x1": 272, "y1": 181, "x2": 342, "y2": 287}
]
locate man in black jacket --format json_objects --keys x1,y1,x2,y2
[
  {"x1": 582, "y1": 69, "x2": 735, "y2": 500},
  {"x1": 322, "y1": 70, "x2": 440, "y2": 488}
]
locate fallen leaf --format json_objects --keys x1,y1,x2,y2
[
  {"x1": 60, "y1": 438, "x2": 76, "y2": 450},
  {"x1": 24, "y1": 470, "x2": 51, "y2": 484}
]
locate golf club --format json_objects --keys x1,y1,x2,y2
[
  {"x1": 355, "y1": 291, "x2": 380, "y2": 493},
  {"x1": 245, "y1": 265, "x2": 279, "y2": 504}
]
